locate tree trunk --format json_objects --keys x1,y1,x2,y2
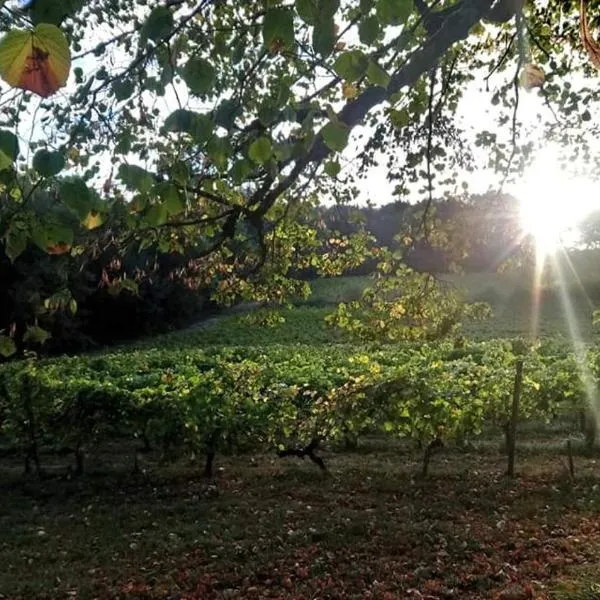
[
  {"x1": 23, "y1": 378, "x2": 43, "y2": 479},
  {"x1": 507, "y1": 360, "x2": 523, "y2": 477},
  {"x1": 583, "y1": 408, "x2": 597, "y2": 449},
  {"x1": 567, "y1": 439, "x2": 575, "y2": 481},
  {"x1": 203, "y1": 451, "x2": 215, "y2": 479},
  {"x1": 74, "y1": 443, "x2": 84, "y2": 476},
  {"x1": 203, "y1": 429, "x2": 221, "y2": 478},
  {"x1": 421, "y1": 438, "x2": 443, "y2": 478}
]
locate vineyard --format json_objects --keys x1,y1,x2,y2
[
  {"x1": 4, "y1": 301, "x2": 600, "y2": 599},
  {"x1": 0, "y1": 303, "x2": 596, "y2": 480}
]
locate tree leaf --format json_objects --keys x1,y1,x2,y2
[
  {"x1": 333, "y1": 50, "x2": 369, "y2": 82},
  {"x1": 248, "y1": 136, "x2": 273, "y2": 165},
  {"x1": 82, "y1": 211, "x2": 104, "y2": 230},
  {"x1": 182, "y1": 57, "x2": 216, "y2": 96},
  {"x1": 145, "y1": 202, "x2": 168, "y2": 227},
  {"x1": 141, "y1": 6, "x2": 174, "y2": 43},
  {"x1": 156, "y1": 182, "x2": 185, "y2": 216},
  {"x1": 4, "y1": 220, "x2": 28, "y2": 261},
  {"x1": 0, "y1": 334, "x2": 16, "y2": 358},
  {"x1": 230, "y1": 159, "x2": 254, "y2": 183},
  {"x1": 33, "y1": 149, "x2": 65, "y2": 177},
  {"x1": 322, "y1": 121, "x2": 349, "y2": 152},
  {"x1": 0, "y1": 23, "x2": 71, "y2": 97},
  {"x1": 366, "y1": 59, "x2": 390, "y2": 88},
  {"x1": 23, "y1": 324, "x2": 51, "y2": 345},
  {"x1": 43, "y1": 221, "x2": 74, "y2": 254},
  {"x1": 0, "y1": 130, "x2": 19, "y2": 161},
  {"x1": 376, "y1": 0, "x2": 413, "y2": 25},
  {"x1": 324, "y1": 160, "x2": 341, "y2": 177},
  {"x1": 296, "y1": 0, "x2": 339, "y2": 24},
  {"x1": 112, "y1": 78, "x2": 135, "y2": 101},
  {"x1": 263, "y1": 8, "x2": 295, "y2": 51},
  {"x1": 359, "y1": 15, "x2": 380, "y2": 45},
  {"x1": 118, "y1": 164, "x2": 154, "y2": 194},
  {"x1": 0, "y1": 150, "x2": 13, "y2": 171},
  {"x1": 206, "y1": 136, "x2": 232, "y2": 171},
  {"x1": 164, "y1": 109, "x2": 214, "y2": 142},
  {"x1": 60, "y1": 177, "x2": 91, "y2": 220},
  {"x1": 214, "y1": 99, "x2": 241, "y2": 129},
  {"x1": 313, "y1": 18, "x2": 336, "y2": 57},
  {"x1": 389, "y1": 107, "x2": 411, "y2": 128}
]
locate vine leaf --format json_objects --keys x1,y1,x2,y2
[{"x1": 0, "y1": 24, "x2": 71, "y2": 97}]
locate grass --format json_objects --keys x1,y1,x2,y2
[
  {"x1": 3, "y1": 436, "x2": 600, "y2": 599},
  {"x1": 293, "y1": 261, "x2": 599, "y2": 342}
]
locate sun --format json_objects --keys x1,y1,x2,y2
[{"x1": 514, "y1": 148, "x2": 599, "y2": 256}]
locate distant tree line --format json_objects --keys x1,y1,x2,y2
[{"x1": 312, "y1": 192, "x2": 526, "y2": 276}]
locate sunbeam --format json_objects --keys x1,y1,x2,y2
[{"x1": 549, "y1": 252, "x2": 600, "y2": 433}]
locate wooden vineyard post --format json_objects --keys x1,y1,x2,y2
[
  {"x1": 567, "y1": 439, "x2": 575, "y2": 481},
  {"x1": 507, "y1": 359, "x2": 523, "y2": 478}
]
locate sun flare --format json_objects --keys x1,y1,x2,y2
[{"x1": 514, "y1": 148, "x2": 599, "y2": 256}]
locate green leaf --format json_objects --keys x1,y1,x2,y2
[
  {"x1": 248, "y1": 137, "x2": 273, "y2": 165},
  {"x1": 263, "y1": 8, "x2": 295, "y2": 50},
  {"x1": 296, "y1": 0, "x2": 319, "y2": 24},
  {"x1": 322, "y1": 121, "x2": 349, "y2": 152},
  {"x1": 118, "y1": 164, "x2": 154, "y2": 194},
  {"x1": 230, "y1": 159, "x2": 254, "y2": 183},
  {"x1": 33, "y1": 149, "x2": 65, "y2": 177},
  {"x1": 43, "y1": 221, "x2": 74, "y2": 254},
  {"x1": 28, "y1": 0, "x2": 83, "y2": 25},
  {"x1": 366, "y1": 59, "x2": 390, "y2": 88},
  {"x1": 333, "y1": 50, "x2": 369, "y2": 82},
  {"x1": 23, "y1": 325, "x2": 51, "y2": 345},
  {"x1": 313, "y1": 18, "x2": 336, "y2": 57},
  {"x1": 112, "y1": 79, "x2": 135, "y2": 101},
  {"x1": 0, "y1": 334, "x2": 16, "y2": 358},
  {"x1": 324, "y1": 160, "x2": 341, "y2": 177},
  {"x1": 359, "y1": 15, "x2": 380, "y2": 45},
  {"x1": 164, "y1": 109, "x2": 214, "y2": 142},
  {"x1": 0, "y1": 150, "x2": 12, "y2": 171},
  {"x1": 296, "y1": 0, "x2": 339, "y2": 24},
  {"x1": 206, "y1": 136, "x2": 232, "y2": 172},
  {"x1": 182, "y1": 57, "x2": 216, "y2": 96},
  {"x1": 389, "y1": 108, "x2": 411, "y2": 128},
  {"x1": 0, "y1": 130, "x2": 19, "y2": 161},
  {"x1": 156, "y1": 182, "x2": 185, "y2": 216},
  {"x1": 145, "y1": 202, "x2": 168, "y2": 227},
  {"x1": 376, "y1": 0, "x2": 413, "y2": 25},
  {"x1": 214, "y1": 99, "x2": 241, "y2": 129},
  {"x1": 171, "y1": 160, "x2": 190, "y2": 185},
  {"x1": 4, "y1": 220, "x2": 28, "y2": 261},
  {"x1": 142, "y1": 6, "x2": 174, "y2": 42},
  {"x1": 60, "y1": 178, "x2": 91, "y2": 220}
]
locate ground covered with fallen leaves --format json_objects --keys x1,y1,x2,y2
[{"x1": 2, "y1": 437, "x2": 600, "y2": 600}]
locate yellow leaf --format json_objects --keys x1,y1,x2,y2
[
  {"x1": 0, "y1": 24, "x2": 71, "y2": 98},
  {"x1": 82, "y1": 210, "x2": 104, "y2": 230},
  {"x1": 342, "y1": 81, "x2": 357, "y2": 99}
]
